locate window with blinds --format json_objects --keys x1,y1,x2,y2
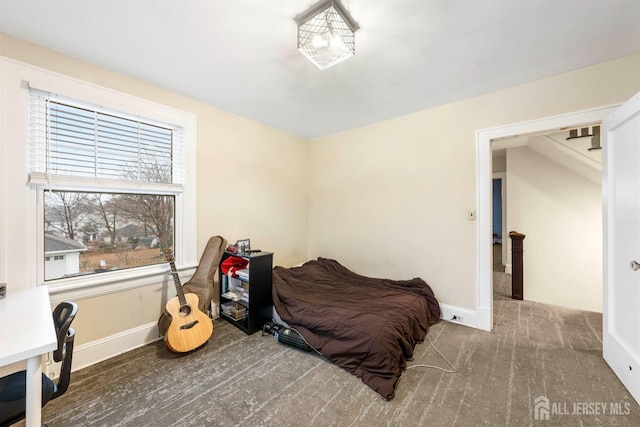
[
  {"x1": 29, "y1": 88, "x2": 183, "y2": 187},
  {"x1": 28, "y1": 88, "x2": 183, "y2": 281}
]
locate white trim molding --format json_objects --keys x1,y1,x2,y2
[
  {"x1": 475, "y1": 104, "x2": 620, "y2": 331},
  {"x1": 440, "y1": 304, "x2": 479, "y2": 329}
]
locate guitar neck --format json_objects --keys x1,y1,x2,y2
[{"x1": 165, "y1": 253, "x2": 187, "y2": 306}]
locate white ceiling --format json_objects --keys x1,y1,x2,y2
[{"x1": 1, "y1": 0, "x2": 639, "y2": 140}]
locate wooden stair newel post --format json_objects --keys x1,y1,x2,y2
[{"x1": 509, "y1": 231, "x2": 526, "y2": 300}]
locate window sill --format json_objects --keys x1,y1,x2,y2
[{"x1": 46, "y1": 263, "x2": 198, "y2": 303}]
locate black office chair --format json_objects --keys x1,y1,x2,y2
[{"x1": 0, "y1": 301, "x2": 78, "y2": 427}]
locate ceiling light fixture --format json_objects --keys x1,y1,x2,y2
[{"x1": 294, "y1": 0, "x2": 359, "y2": 70}]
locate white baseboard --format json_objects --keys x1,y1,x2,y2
[
  {"x1": 505, "y1": 264, "x2": 512, "y2": 275},
  {"x1": 46, "y1": 321, "x2": 162, "y2": 378},
  {"x1": 439, "y1": 304, "x2": 479, "y2": 329}
]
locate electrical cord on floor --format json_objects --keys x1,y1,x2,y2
[{"x1": 406, "y1": 335, "x2": 458, "y2": 373}]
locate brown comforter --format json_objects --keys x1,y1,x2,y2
[{"x1": 272, "y1": 258, "x2": 440, "y2": 400}]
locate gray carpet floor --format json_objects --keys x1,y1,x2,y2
[{"x1": 20, "y1": 254, "x2": 640, "y2": 426}]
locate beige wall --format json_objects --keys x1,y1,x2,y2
[
  {"x1": 507, "y1": 146, "x2": 602, "y2": 312},
  {"x1": 0, "y1": 33, "x2": 309, "y2": 346},
  {"x1": 309, "y1": 53, "x2": 640, "y2": 311}
]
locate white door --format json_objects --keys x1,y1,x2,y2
[{"x1": 603, "y1": 91, "x2": 640, "y2": 404}]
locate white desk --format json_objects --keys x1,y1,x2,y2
[{"x1": 0, "y1": 286, "x2": 57, "y2": 427}]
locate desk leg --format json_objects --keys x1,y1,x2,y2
[{"x1": 25, "y1": 354, "x2": 43, "y2": 427}]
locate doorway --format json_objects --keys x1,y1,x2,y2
[{"x1": 475, "y1": 105, "x2": 619, "y2": 331}]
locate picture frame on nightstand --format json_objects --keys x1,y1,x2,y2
[{"x1": 236, "y1": 238, "x2": 251, "y2": 254}]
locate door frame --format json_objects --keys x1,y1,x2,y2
[{"x1": 475, "y1": 104, "x2": 620, "y2": 331}]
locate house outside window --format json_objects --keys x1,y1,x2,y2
[{"x1": 44, "y1": 234, "x2": 85, "y2": 280}]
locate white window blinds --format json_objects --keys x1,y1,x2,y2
[{"x1": 28, "y1": 88, "x2": 184, "y2": 187}]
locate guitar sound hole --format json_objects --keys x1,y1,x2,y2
[{"x1": 179, "y1": 305, "x2": 192, "y2": 316}]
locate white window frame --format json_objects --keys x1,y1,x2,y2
[{"x1": 0, "y1": 57, "x2": 197, "y2": 300}]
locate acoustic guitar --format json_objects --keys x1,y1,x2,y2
[{"x1": 163, "y1": 249, "x2": 213, "y2": 353}]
